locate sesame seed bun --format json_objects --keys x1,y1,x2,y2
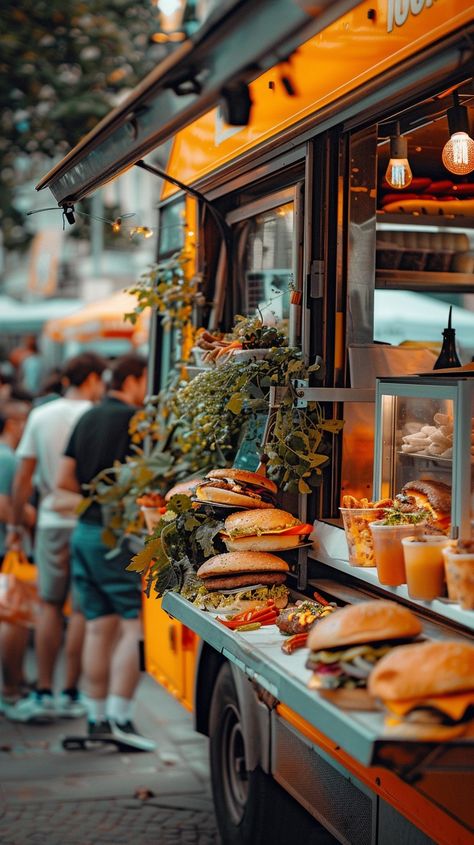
[
  {"x1": 368, "y1": 641, "x2": 474, "y2": 701},
  {"x1": 307, "y1": 600, "x2": 422, "y2": 651},
  {"x1": 197, "y1": 551, "x2": 289, "y2": 579},
  {"x1": 224, "y1": 509, "x2": 299, "y2": 536}
]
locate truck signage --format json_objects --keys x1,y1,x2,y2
[{"x1": 387, "y1": 0, "x2": 437, "y2": 32}]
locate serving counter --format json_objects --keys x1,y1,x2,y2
[{"x1": 161, "y1": 590, "x2": 474, "y2": 778}]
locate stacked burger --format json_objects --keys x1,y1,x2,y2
[
  {"x1": 220, "y1": 509, "x2": 313, "y2": 552},
  {"x1": 194, "y1": 469, "x2": 278, "y2": 509},
  {"x1": 194, "y1": 551, "x2": 290, "y2": 613}
]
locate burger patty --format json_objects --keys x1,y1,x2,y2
[
  {"x1": 199, "y1": 479, "x2": 275, "y2": 503},
  {"x1": 201, "y1": 572, "x2": 287, "y2": 590}
]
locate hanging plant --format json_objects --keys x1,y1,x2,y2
[
  {"x1": 124, "y1": 247, "x2": 203, "y2": 332},
  {"x1": 262, "y1": 380, "x2": 345, "y2": 495}
]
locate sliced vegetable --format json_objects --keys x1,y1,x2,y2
[{"x1": 278, "y1": 523, "x2": 313, "y2": 536}]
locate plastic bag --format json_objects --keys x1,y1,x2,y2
[
  {"x1": 2, "y1": 550, "x2": 37, "y2": 584},
  {"x1": 0, "y1": 573, "x2": 40, "y2": 627}
]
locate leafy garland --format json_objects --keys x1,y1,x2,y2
[
  {"x1": 126, "y1": 494, "x2": 224, "y2": 598},
  {"x1": 82, "y1": 346, "x2": 344, "y2": 546}
]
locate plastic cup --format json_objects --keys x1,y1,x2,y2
[
  {"x1": 442, "y1": 546, "x2": 474, "y2": 609},
  {"x1": 339, "y1": 507, "x2": 382, "y2": 567},
  {"x1": 369, "y1": 522, "x2": 425, "y2": 586},
  {"x1": 141, "y1": 506, "x2": 163, "y2": 534},
  {"x1": 401, "y1": 535, "x2": 449, "y2": 600}
]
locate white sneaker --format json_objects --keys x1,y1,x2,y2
[
  {"x1": 110, "y1": 720, "x2": 157, "y2": 752},
  {"x1": 5, "y1": 692, "x2": 57, "y2": 723},
  {"x1": 56, "y1": 691, "x2": 87, "y2": 719}
]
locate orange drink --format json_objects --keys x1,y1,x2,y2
[
  {"x1": 369, "y1": 522, "x2": 424, "y2": 586},
  {"x1": 402, "y1": 536, "x2": 449, "y2": 600}
]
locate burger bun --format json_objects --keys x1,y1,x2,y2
[{"x1": 307, "y1": 600, "x2": 422, "y2": 651}]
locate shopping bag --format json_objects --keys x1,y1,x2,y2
[
  {"x1": 0, "y1": 573, "x2": 40, "y2": 627},
  {"x1": 2, "y1": 550, "x2": 37, "y2": 584}
]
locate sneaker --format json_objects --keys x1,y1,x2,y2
[
  {"x1": 56, "y1": 690, "x2": 87, "y2": 719},
  {"x1": 5, "y1": 691, "x2": 57, "y2": 723},
  {"x1": 0, "y1": 694, "x2": 21, "y2": 715},
  {"x1": 88, "y1": 718, "x2": 114, "y2": 739},
  {"x1": 110, "y1": 720, "x2": 156, "y2": 752}
]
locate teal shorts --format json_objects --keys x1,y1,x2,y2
[{"x1": 71, "y1": 522, "x2": 142, "y2": 621}]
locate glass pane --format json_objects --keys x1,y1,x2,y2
[
  {"x1": 380, "y1": 393, "x2": 454, "y2": 500},
  {"x1": 158, "y1": 200, "x2": 185, "y2": 258},
  {"x1": 243, "y1": 202, "x2": 294, "y2": 324}
]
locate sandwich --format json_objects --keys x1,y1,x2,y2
[
  {"x1": 195, "y1": 469, "x2": 277, "y2": 509},
  {"x1": 194, "y1": 550, "x2": 289, "y2": 612},
  {"x1": 220, "y1": 509, "x2": 314, "y2": 552},
  {"x1": 401, "y1": 479, "x2": 451, "y2": 532},
  {"x1": 165, "y1": 478, "x2": 203, "y2": 501},
  {"x1": 368, "y1": 640, "x2": 474, "y2": 739},
  {"x1": 306, "y1": 600, "x2": 422, "y2": 694}
]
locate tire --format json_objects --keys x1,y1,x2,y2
[{"x1": 209, "y1": 662, "x2": 332, "y2": 845}]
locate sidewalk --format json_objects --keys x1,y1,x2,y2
[{"x1": 0, "y1": 671, "x2": 220, "y2": 845}]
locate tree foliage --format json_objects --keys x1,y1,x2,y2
[{"x1": 0, "y1": 0, "x2": 158, "y2": 249}]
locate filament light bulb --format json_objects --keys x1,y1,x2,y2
[
  {"x1": 442, "y1": 95, "x2": 474, "y2": 176},
  {"x1": 442, "y1": 131, "x2": 474, "y2": 175},
  {"x1": 385, "y1": 133, "x2": 412, "y2": 190}
]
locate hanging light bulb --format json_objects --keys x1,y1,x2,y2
[
  {"x1": 442, "y1": 91, "x2": 474, "y2": 175},
  {"x1": 385, "y1": 127, "x2": 413, "y2": 190}
]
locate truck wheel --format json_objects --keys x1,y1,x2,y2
[{"x1": 209, "y1": 662, "x2": 327, "y2": 845}]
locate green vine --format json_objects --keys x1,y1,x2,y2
[{"x1": 124, "y1": 248, "x2": 202, "y2": 331}]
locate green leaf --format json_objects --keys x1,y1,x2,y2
[
  {"x1": 227, "y1": 393, "x2": 245, "y2": 415},
  {"x1": 298, "y1": 478, "x2": 312, "y2": 495},
  {"x1": 127, "y1": 538, "x2": 162, "y2": 573},
  {"x1": 319, "y1": 418, "x2": 345, "y2": 433}
]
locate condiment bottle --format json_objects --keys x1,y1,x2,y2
[{"x1": 433, "y1": 306, "x2": 461, "y2": 370}]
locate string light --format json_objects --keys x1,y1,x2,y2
[
  {"x1": 442, "y1": 91, "x2": 474, "y2": 176},
  {"x1": 385, "y1": 125, "x2": 413, "y2": 190}
]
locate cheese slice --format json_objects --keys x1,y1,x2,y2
[{"x1": 385, "y1": 691, "x2": 474, "y2": 721}]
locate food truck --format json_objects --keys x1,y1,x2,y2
[{"x1": 37, "y1": 1, "x2": 474, "y2": 842}]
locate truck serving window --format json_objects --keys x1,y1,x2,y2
[{"x1": 227, "y1": 190, "x2": 297, "y2": 330}]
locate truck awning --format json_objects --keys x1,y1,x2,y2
[{"x1": 36, "y1": 0, "x2": 361, "y2": 205}]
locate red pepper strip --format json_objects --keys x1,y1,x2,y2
[
  {"x1": 281, "y1": 633, "x2": 308, "y2": 654},
  {"x1": 260, "y1": 617, "x2": 279, "y2": 626},
  {"x1": 246, "y1": 608, "x2": 278, "y2": 622},
  {"x1": 313, "y1": 590, "x2": 330, "y2": 606}
]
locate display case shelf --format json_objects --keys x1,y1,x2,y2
[{"x1": 309, "y1": 522, "x2": 474, "y2": 632}]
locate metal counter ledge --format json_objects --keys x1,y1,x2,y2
[{"x1": 161, "y1": 591, "x2": 474, "y2": 770}]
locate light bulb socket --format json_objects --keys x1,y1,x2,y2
[
  {"x1": 389, "y1": 134, "x2": 408, "y2": 159},
  {"x1": 447, "y1": 104, "x2": 470, "y2": 137}
]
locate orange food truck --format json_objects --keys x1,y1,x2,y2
[{"x1": 38, "y1": 1, "x2": 474, "y2": 842}]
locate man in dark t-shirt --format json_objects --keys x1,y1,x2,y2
[{"x1": 57, "y1": 353, "x2": 155, "y2": 751}]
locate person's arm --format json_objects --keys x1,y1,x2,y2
[
  {"x1": 0, "y1": 494, "x2": 12, "y2": 523},
  {"x1": 7, "y1": 457, "x2": 36, "y2": 549},
  {"x1": 56, "y1": 456, "x2": 81, "y2": 494}
]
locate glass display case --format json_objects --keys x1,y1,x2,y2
[{"x1": 373, "y1": 376, "x2": 474, "y2": 540}]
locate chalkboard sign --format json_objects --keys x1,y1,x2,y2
[{"x1": 233, "y1": 413, "x2": 268, "y2": 472}]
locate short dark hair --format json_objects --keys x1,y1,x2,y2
[
  {"x1": 109, "y1": 353, "x2": 147, "y2": 391},
  {"x1": 0, "y1": 400, "x2": 30, "y2": 434},
  {"x1": 62, "y1": 352, "x2": 107, "y2": 387}
]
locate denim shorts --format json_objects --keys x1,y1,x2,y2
[{"x1": 71, "y1": 522, "x2": 142, "y2": 621}]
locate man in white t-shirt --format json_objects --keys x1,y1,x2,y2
[{"x1": 6, "y1": 352, "x2": 106, "y2": 723}]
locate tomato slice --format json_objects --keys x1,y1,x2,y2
[{"x1": 279, "y1": 523, "x2": 313, "y2": 536}]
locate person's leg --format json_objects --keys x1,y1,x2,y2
[
  {"x1": 108, "y1": 617, "x2": 142, "y2": 700},
  {"x1": 62, "y1": 610, "x2": 85, "y2": 691},
  {"x1": 0, "y1": 622, "x2": 28, "y2": 698},
  {"x1": 35, "y1": 601, "x2": 63, "y2": 689},
  {"x1": 82, "y1": 614, "x2": 119, "y2": 702}
]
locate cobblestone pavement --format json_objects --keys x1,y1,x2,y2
[
  {"x1": 0, "y1": 669, "x2": 220, "y2": 845},
  {"x1": 0, "y1": 798, "x2": 219, "y2": 844}
]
